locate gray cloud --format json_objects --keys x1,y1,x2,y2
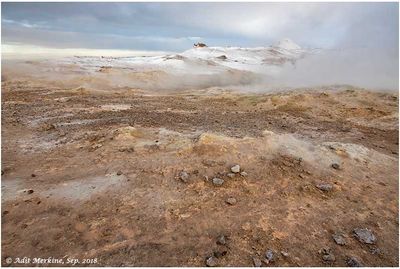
[{"x1": 1, "y1": 2, "x2": 398, "y2": 51}]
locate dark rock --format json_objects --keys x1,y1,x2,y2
[
  {"x1": 194, "y1": 42, "x2": 207, "y2": 48},
  {"x1": 353, "y1": 228, "x2": 376, "y2": 244},
  {"x1": 116, "y1": 171, "x2": 123, "y2": 176},
  {"x1": 265, "y1": 249, "x2": 274, "y2": 262},
  {"x1": 332, "y1": 233, "x2": 346, "y2": 245},
  {"x1": 316, "y1": 183, "x2": 333, "y2": 192},
  {"x1": 205, "y1": 256, "x2": 217, "y2": 267},
  {"x1": 27, "y1": 189, "x2": 34, "y2": 194},
  {"x1": 347, "y1": 257, "x2": 363, "y2": 267},
  {"x1": 216, "y1": 55, "x2": 228, "y2": 60},
  {"x1": 31, "y1": 174, "x2": 36, "y2": 178},
  {"x1": 331, "y1": 163, "x2": 340, "y2": 170}
]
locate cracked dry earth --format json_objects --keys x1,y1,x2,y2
[{"x1": 1, "y1": 79, "x2": 399, "y2": 266}]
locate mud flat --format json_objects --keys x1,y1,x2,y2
[{"x1": 1, "y1": 77, "x2": 398, "y2": 266}]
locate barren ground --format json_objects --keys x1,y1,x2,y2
[{"x1": 1, "y1": 77, "x2": 399, "y2": 266}]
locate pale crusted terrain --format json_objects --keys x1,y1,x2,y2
[{"x1": 1, "y1": 77, "x2": 398, "y2": 266}]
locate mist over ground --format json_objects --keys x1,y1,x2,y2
[{"x1": 2, "y1": 45, "x2": 398, "y2": 93}]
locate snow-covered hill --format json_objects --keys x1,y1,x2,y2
[{"x1": 50, "y1": 38, "x2": 307, "y2": 76}]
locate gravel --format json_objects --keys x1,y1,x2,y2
[
  {"x1": 212, "y1": 177, "x2": 224, "y2": 186},
  {"x1": 315, "y1": 183, "x2": 333, "y2": 192},
  {"x1": 226, "y1": 197, "x2": 237, "y2": 205},
  {"x1": 231, "y1": 165, "x2": 241, "y2": 173},
  {"x1": 205, "y1": 256, "x2": 218, "y2": 267},
  {"x1": 179, "y1": 171, "x2": 189, "y2": 183},
  {"x1": 346, "y1": 257, "x2": 363, "y2": 267},
  {"x1": 353, "y1": 228, "x2": 376, "y2": 244}
]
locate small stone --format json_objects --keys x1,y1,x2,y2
[
  {"x1": 231, "y1": 165, "x2": 241, "y2": 173},
  {"x1": 227, "y1": 173, "x2": 236, "y2": 179},
  {"x1": 252, "y1": 257, "x2": 262, "y2": 267},
  {"x1": 316, "y1": 183, "x2": 333, "y2": 192},
  {"x1": 31, "y1": 174, "x2": 36, "y2": 178},
  {"x1": 212, "y1": 178, "x2": 224, "y2": 186},
  {"x1": 281, "y1": 251, "x2": 289, "y2": 257},
  {"x1": 353, "y1": 228, "x2": 376, "y2": 244},
  {"x1": 27, "y1": 189, "x2": 34, "y2": 194},
  {"x1": 226, "y1": 197, "x2": 237, "y2": 205},
  {"x1": 205, "y1": 256, "x2": 217, "y2": 267},
  {"x1": 179, "y1": 171, "x2": 190, "y2": 183},
  {"x1": 265, "y1": 249, "x2": 274, "y2": 262},
  {"x1": 322, "y1": 253, "x2": 335, "y2": 262},
  {"x1": 216, "y1": 235, "x2": 227, "y2": 245},
  {"x1": 240, "y1": 171, "x2": 248, "y2": 177},
  {"x1": 331, "y1": 163, "x2": 340, "y2": 170},
  {"x1": 116, "y1": 171, "x2": 123, "y2": 176},
  {"x1": 369, "y1": 247, "x2": 381, "y2": 255},
  {"x1": 347, "y1": 257, "x2": 363, "y2": 267},
  {"x1": 332, "y1": 233, "x2": 346, "y2": 245}
]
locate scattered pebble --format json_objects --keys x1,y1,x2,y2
[
  {"x1": 31, "y1": 174, "x2": 36, "y2": 178},
  {"x1": 252, "y1": 257, "x2": 262, "y2": 267},
  {"x1": 227, "y1": 173, "x2": 236, "y2": 179},
  {"x1": 353, "y1": 228, "x2": 376, "y2": 244},
  {"x1": 331, "y1": 163, "x2": 340, "y2": 170},
  {"x1": 346, "y1": 257, "x2": 363, "y2": 267},
  {"x1": 179, "y1": 171, "x2": 190, "y2": 183},
  {"x1": 26, "y1": 189, "x2": 34, "y2": 194},
  {"x1": 231, "y1": 165, "x2": 241, "y2": 173},
  {"x1": 332, "y1": 233, "x2": 346, "y2": 245},
  {"x1": 226, "y1": 197, "x2": 237, "y2": 205},
  {"x1": 322, "y1": 253, "x2": 335, "y2": 262},
  {"x1": 205, "y1": 256, "x2": 218, "y2": 267},
  {"x1": 265, "y1": 249, "x2": 274, "y2": 262},
  {"x1": 116, "y1": 171, "x2": 123, "y2": 176},
  {"x1": 240, "y1": 171, "x2": 248, "y2": 177},
  {"x1": 369, "y1": 246, "x2": 381, "y2": 255},
  {"x1": 216, "y1": 235, "x2": 227, "y2": 245},
  {"x1": 281, "y1": 251, "x2": 289, "y2": 257},
  {"x1": 212, "y1": 178, "x2": 224, "y2": 186},
  {"x1": 319, "y1": 248, "x2": 335, "y2": 263},
  {"x1": 315, "y1": 183, "x2": 333, "y2": 192}
]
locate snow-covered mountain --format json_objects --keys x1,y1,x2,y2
[{"x1": 50, "y1": 38, "x2": 307, "y2": 76}]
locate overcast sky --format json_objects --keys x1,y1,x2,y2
[{"x1": 1, "y1": 2, "x2": 399, "y2": 51}]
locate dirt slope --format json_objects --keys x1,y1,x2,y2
[{"x1": 1, "y1": 79, "x2": 398, "y2": 266}]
